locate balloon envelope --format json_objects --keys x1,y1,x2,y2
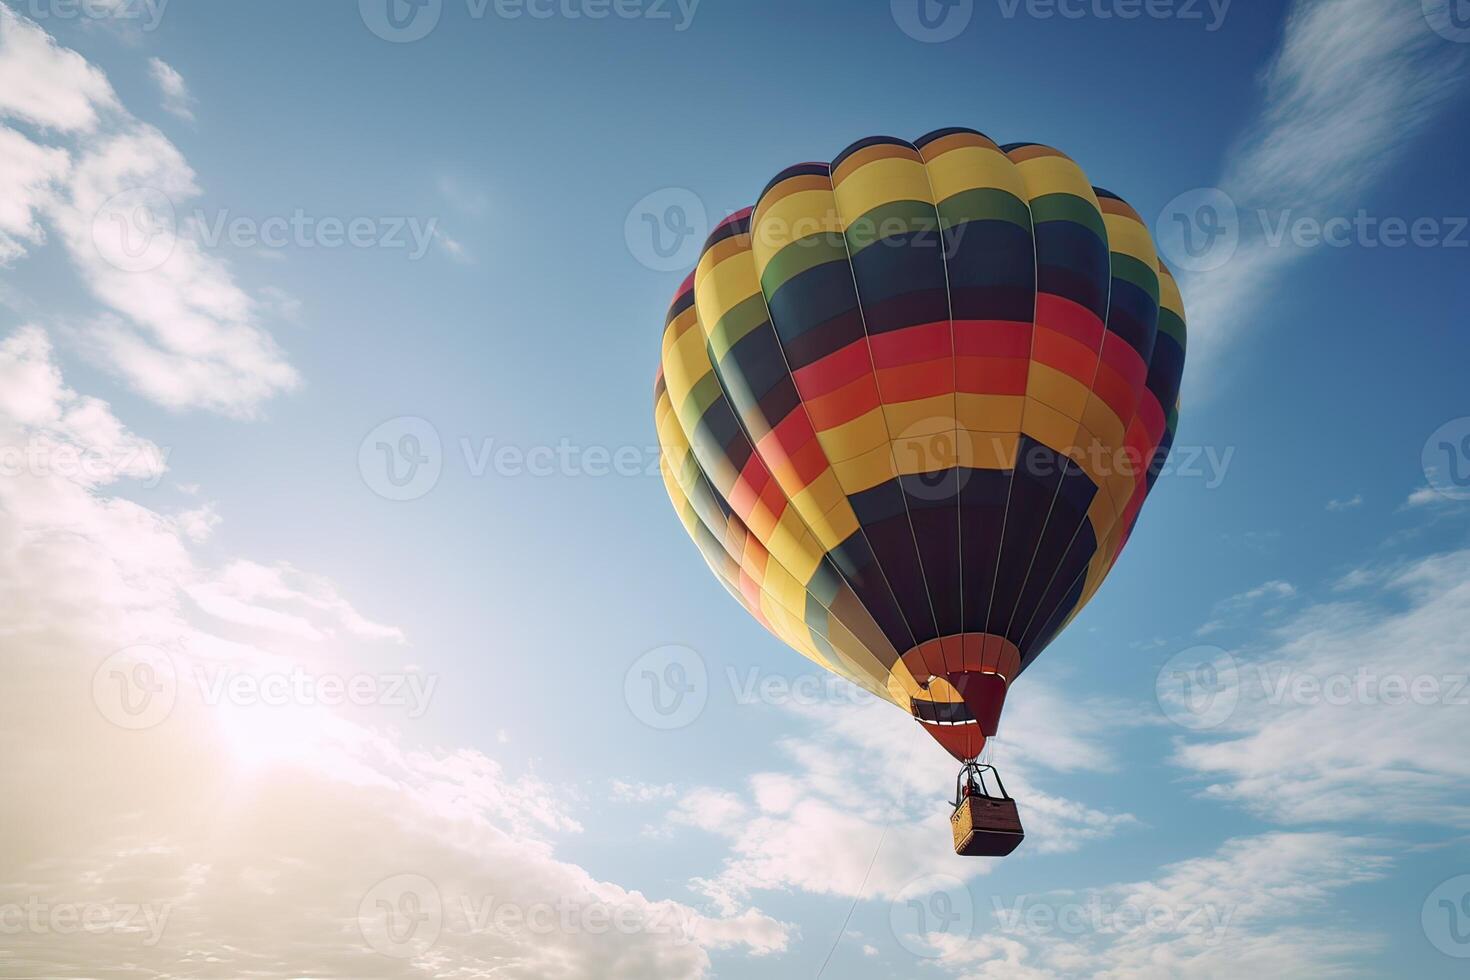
[{"x1": 654, "y1": 129, "x2": 1186, "y2": 760}]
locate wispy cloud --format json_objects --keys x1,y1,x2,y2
[
  {"x1": 1173, "y1": 547, "x2": 1470, "y2": 827},
  {"x1": 147, "y1": 56, "x2": 196, "y2": 122},
  {"x1": 0, "y1": 325, "x2": 787, "y2": 977},
  {"x1": 1404, "y1": 484, "x2": 1454, "y2": 509},
  {"x1": 929, "y1": 833, "x2": 1389, "y2": 978},
  {"x1": 1176, "y1": 0, "x2": 1468, "y2": 393},
  {"x1": 1326, "y1": 493, "x2": 1363, "y2": 512},
  {"x1": 661, "y1": 685, "x2": 1137, "y2": 912},
  {"x1": 0, "y1": 6, "x2": 298, "y2": 417},
  {"x1": 1196, "y1": 579, "x2": 1297, "y2": 635}
]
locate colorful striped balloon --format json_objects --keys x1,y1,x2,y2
[{"x1": 653, "y1": 128, "x2": 1186, "y2": 762}]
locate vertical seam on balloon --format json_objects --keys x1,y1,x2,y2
[
  {"x1": 1012, "y1": 202, "x2": 1159, "y2": 653},
  {"x1": 999, "y1": 179, "x2": 1113, "y2": 643},
  {"x1": 979, "y1": 144, "x2": 1041, "y2": 647},
  {"x1": 915, "y1": 145, "x2": 964, "y2": 678},
  {"x1": 697, "y1": 334, "x2": 897, "y2": 699},
  {"x1": 724, "y1": 215, "x2": 924, "y2": 676},
  {"x1": 661, "y1": 304, "x2": 888, "y2": 696},
  {"x1": 668, "y1": 395, "x2": 878, "y2": 696},
  {"x1": 825, "y1": 147, "x2": 945, "y2": 657},
  {"x1": 1017, "y1": 264, "x2": 1183, "y2": 667}
]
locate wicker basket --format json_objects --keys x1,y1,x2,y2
[{"x1": 951, "y1": 795, "x2": 1025, "y2": 857}]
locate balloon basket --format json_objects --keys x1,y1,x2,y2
[
  {"x1": 951, "y1": 761, "x2": 1025, "y2": 857},
  {"x1": 951, "y1": 795, "x2": 1025, "y2": 856}
]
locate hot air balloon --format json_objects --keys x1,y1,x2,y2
[{"x1": 653, "y1": 128, "x2": 1185, "y2": 856}]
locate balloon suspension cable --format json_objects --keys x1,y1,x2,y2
[
  {"x1": 814, "y1": 721, "x2": 922, "y2": 978},
  {"x1": 954, "y1": 756, "x2": 1012, "y2": 807}
]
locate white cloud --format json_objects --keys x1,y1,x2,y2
[
  {"x1": 173, "y1": 501, "x2": 220, "y2": 542},
  {"x1": 663, "y1": 689, "x2": 1137, "y2": 912},
  {"x1": 930, "y1": 833, "x2": 1389, "y2": 979},
  {"x1": 56, "y1": 126, "x2": 301, "y2": 416},
  {"x1": 0, "y1": 330, "x2": 787, "y2": 977},
  {"x1": 1404, "y1": 485, "x2": 1449, "y2": 509},
  {"x1": 436, "y1": 228, "x2": 473, "y2": 264},
  {"x1": 0, "y1": 126, "x2": 70, "y2": 264},
  {"x1": 0, "y1": 5, "x2": 119, "y2": 132},
  {"x1": 147, "y1": 56, "x2": 195, "y2": 122},
  {"x1": 612, "y1": 780, "x2": 679, "y2": 803},
  {"x1": 1181, "y1": 0, "x2": 1467, "y2": 391},
  {"x1": 1326, "y1": 493, "x2": 1363, "y2": 512},
  {"x1": 186, "y1": 559, "x2": 406, "y2": 644},
  {"x1": 0, "y1": 7, "x2": 299, "y2": 417},
  {"x1": 1230, "y1": 580, "x2": 1296, "y2": 604},
  {"x1": 1172, "y1": 548, "x2": 1470, "y2": 827},
  {"x1": 1195, "y1": 579, "x2": 1297, "y2": 635}
]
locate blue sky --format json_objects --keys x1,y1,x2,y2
[{"x1": 1, "y1": 0, "x2": 1469, "y2": 976}]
